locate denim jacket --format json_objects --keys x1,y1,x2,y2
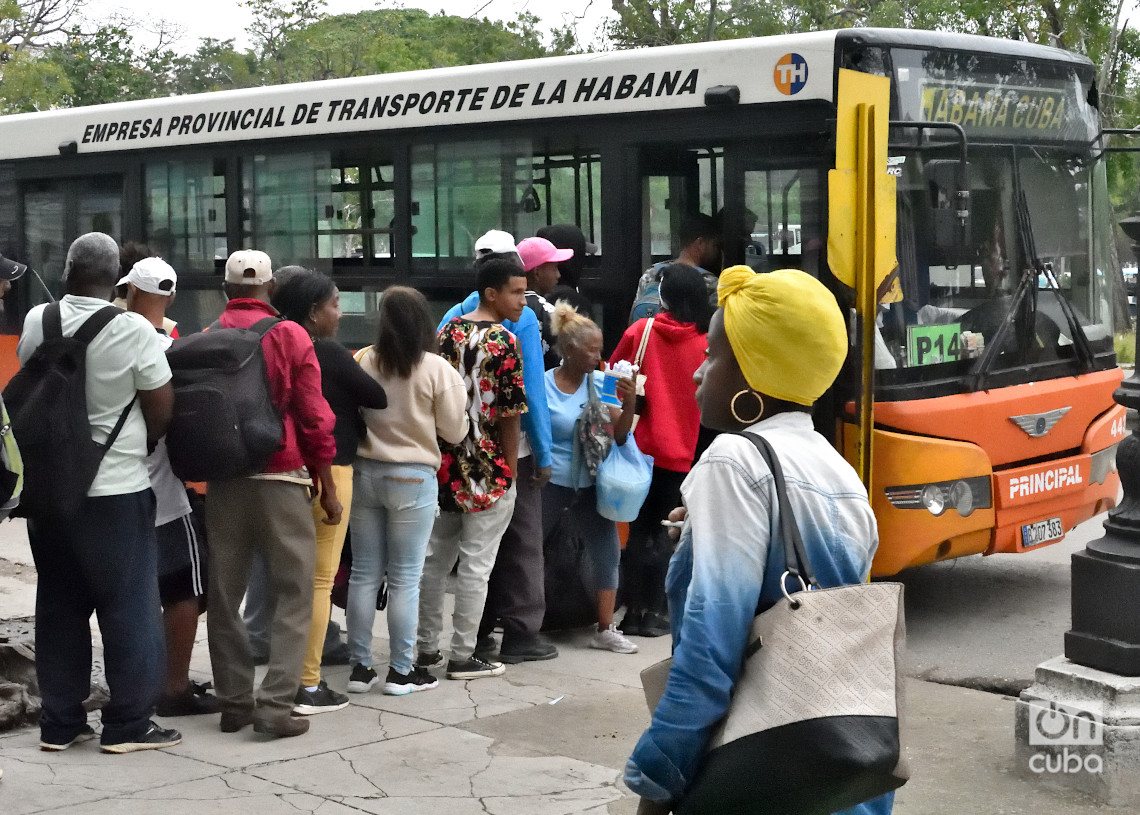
[{"x1": 623, "y1": 412, "x2": 893, "y2": 815}]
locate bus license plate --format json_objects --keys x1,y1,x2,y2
[{"x1": 1022, "y1": 517, "x2": 1064, "y2": 548}]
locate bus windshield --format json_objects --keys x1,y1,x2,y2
[{"x1": 876, "y1": 147, "x2": 1117, "y2": 389}]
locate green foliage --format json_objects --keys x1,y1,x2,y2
[
  {"x1": 247, "y1": 0, "x2": 328, "y2": 83},
  {"x1": 47, "y1": 24, "x2": 175, "y2": 107},
  {"x1": 274, "y1": 9, "x2": 565, "y2": 84},
  {"x1": 170, "y1": 39, "x2": 259, "y2": 95},
  {"x1": 0, "y1": 48, "x2": 70, "y2": 113},
  {"x1": 1, "y1": 3, "x2": 573, "y2": 113},
  {"x1": 1115, "y1": 330, "x2": 1135, "y2": 364}
]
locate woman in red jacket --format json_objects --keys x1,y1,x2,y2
[{"x1": 609, "y1": 263, "x2": 710, "y2": 636}]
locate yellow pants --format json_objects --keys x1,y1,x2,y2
[{"x1": 302, "y1": 463, "x2": 354, "y2": 688}]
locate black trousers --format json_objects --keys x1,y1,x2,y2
[
  {"x1": 29, "y1": 489, "x2": 164, "y2": 745},
  {"x1": 621, "y1": 466, "x2": 687, "y2": 614},
  {"x1": 479, "y1": 455, "x2": 546, "y2": 639}
]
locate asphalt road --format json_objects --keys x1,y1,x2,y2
[{"x1": 896, "y1": 511, "x2": 1107, "y2": 694}]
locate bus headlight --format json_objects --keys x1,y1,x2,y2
[
  {"x1": 920, "y1": 484, "x2": 945, "y2": 516},
  {"x1": 885, "y1": 476, "x2": 991, "y2": 517},
  {"x1": 1090, "y1": 444, "x2": 1119, "y2": 486}
]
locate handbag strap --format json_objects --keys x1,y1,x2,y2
[
  {"x1": 739, "y1": 431, "x2": 819, "y2": 591},
  {"x1": 633, "y1": 316, "x2": 655, "y2": 368}
]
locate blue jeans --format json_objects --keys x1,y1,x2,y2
[
  {"x1": 27, "y1": 490, "x2": 164, "y2": 746},
  {"x1": 347, "y1": 460, "x2": 438, "y2": 675}
]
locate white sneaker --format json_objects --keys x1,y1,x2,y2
[{"x1": 590, "y1": 623, "x2": 639, "y2": 654}]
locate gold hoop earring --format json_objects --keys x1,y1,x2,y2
[{"x1": 730, "y1": 389, "x2": 764, "y2": 425}]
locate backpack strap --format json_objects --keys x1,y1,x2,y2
[
  {"x1": 250, "y1": 316, "x2": 282, "y2": 338},
  {"x1": 72, "y1": 305, "x2": 125, "y2": 345},
  {"x1": 100, "y1": 395, "x2": 138, "y2": 455},
  {"x1": 41, "y1": 302, "x2": 63, "y2": 341}
]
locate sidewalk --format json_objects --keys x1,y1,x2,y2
[{"x1": 0, "y1": 519, "x2": 1121, "y2": 814}]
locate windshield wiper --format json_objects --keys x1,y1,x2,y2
[
  {"x1": 968, "y1": 186, "x2": 1096, "y2": 390},
  {"x1": 1015, "y1": 187, "x2": 1096, "y2": 374},
  {"x1": 967, "y1": 266, "x2": 1035, "y2": 392}
]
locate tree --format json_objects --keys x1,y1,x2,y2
[
  {"x1": 1, "y1": 0, "x2": 82, "y2": 53},
  {"x1": 0, "y1": 48, "x2": 70, "y2": 112},
  {"x1": 170, "y1": 38, "x2": 259, "y2": 95},
  {"x1": 246, "y1": 0, "x2": 327, "y2": 83},
  {"x1": 1, "y1": 0, "x2": 83, "y2": 111},
  {"x1": 269, "y1": 8, "x2": 570, "y2": 84},
  {"x1": 48, "y1": 23, "x2": 172, "y2": 107}
]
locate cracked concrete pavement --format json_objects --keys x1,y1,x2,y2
[{"x1": 0, "y1": 517, "x2": 1130, "y2": 813}]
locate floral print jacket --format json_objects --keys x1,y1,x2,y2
[{"x1": 436, "y1": 318, "x2": 528, "y2": 513}]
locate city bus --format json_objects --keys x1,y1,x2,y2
[{"x1": 0, "y1": 28, "x2": 1124, "y2": 575}]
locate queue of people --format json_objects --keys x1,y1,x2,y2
[{"x1": 7, "y1": 223, "x2": 890, "y2": 814}]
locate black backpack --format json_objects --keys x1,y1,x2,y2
[
  {"x1": 2, "y1": 303, "x2": 135, "y2": 520},
  {"x1": 164, "y1": 316, "x2": 284, "y2": 481}
]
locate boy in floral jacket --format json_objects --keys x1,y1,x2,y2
[{"x1": 416, "y1": 258, "x2": 529, "y2": 680}]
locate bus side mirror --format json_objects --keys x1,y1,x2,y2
[{"x1": 925, "y1": 159, "x2": 972, "y2": 266}]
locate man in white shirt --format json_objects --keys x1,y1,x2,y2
[{"x1": 17, "y1": 232, "x2": 179, "y2": 754}]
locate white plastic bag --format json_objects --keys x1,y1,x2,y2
[{"x1": 595, "y1": 435, "x2": 653, "y2": 522}]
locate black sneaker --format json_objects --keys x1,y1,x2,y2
[
  {"x1": 292, "y1": 680, "x2": 350, "y2": 715},
  {"x1": 499, "y1": 633, "x2": 558, "y2": 664},
  {"x1": 40, "y1": 723, "x2": 96, "y2": 752},
  {"x1": 639, "y1": 612, "x2": 670, "y2": 637},
  {"x1": 346, "y1": 664, "x2": 379, "y2": 694},
  {"x1": 101, "y1": 721, "x2": 181, "y2": 754},
  {"x1": 446, "y1": 655, "x2": 506, "y2": 680},
  {"x1": 618, "y1": 610, "x2": 643, "y2": 637},
  {"x1": 156, "y1": 680, "x2": 221, "y2": 717},
  {"x1": 383, "y1": 666, "x2": 439, "y2": 695},
  {"x1": 415, "y1": 650, "x2": 443, "y2": 669},
  {"x1": 473, "y1": 634, "x2": 498, "y2": 661}
]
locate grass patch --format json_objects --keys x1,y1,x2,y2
[{"x1": 1116, "y1": 331, "x2": 1136, "y2": 365}]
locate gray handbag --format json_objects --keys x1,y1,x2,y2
[{"x1": 640, "y1": 432, "x2": 909, "y2": 815}]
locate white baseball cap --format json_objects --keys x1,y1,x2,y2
[
  {"x1": 474, "y1": 230, "x2": 517, "y2": 257},
  {"x1": 117, "y1": 256, "x2": 177, "y2": 296},
  {"x1": 225, "y1": 250, "x2": 273, "y2": 284}
]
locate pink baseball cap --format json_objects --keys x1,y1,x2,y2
[{"x1": 517, "y1": 237, "x2": 574, "y2": 272}]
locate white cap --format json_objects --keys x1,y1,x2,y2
[
  {"x1": 117, "y1": 256, "x2": 177, "y2": 296},
  {"x1": 474, "y1": 229, "x2": 516, "y2": 257},
  {"x1": 225, "y1": 250, "x2": 273, "y2": 284}
]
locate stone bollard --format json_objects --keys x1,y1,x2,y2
[{"x1": 1014, "y1": 657, "x2": 1140, "y2": 805}]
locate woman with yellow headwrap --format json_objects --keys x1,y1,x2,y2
[{"x1": 624, "y1": 266, "x2": 893, "y2": 815}]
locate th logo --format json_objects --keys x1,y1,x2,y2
[{"x1": 774, "y1": 53, "x2": 809, "y2": 95}]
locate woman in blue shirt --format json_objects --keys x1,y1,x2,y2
[
  {"x1": 543, "y1": 302, "x2": 639, "y2": 653},
  {"x1": 625, "y1": 267, "x2": 894, "y2": 815}
]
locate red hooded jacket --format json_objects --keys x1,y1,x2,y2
[{"x1": 609, "y1": 314, "x2": 706, "y2": 472}]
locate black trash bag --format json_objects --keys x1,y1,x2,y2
[{"x1": 541, "y1": 504, "x2": 596, "y2": 631}]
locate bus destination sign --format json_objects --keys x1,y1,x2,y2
[{"x1": 918, "y1": 81, "x2": 1080, "y2": 138}]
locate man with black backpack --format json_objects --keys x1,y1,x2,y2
[
  {"x1": 204, "y1": 250, "x2": 340, "y2": 739},
  {"x1": 11, "y1": 232, "x2": 179, "y2": 754}
]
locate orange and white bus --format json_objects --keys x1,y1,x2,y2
[{"x1": 0, "y1": 28, "x2": 1123, "y2": 574}]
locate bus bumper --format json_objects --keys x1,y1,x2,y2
[
  {"x1": 987, "y1": 403, "x2": 1125, "y2": 555},
  {"x1": 866, "y1": 403, "x2": 1125, "y2": 577}
]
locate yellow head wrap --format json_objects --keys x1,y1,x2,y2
[{"x1": 717, "y1": 266, "x2": 848, "y2": 406}]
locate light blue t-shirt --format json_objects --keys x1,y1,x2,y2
[{"x1": 544, "y1": 369, "x2": 605, "y2": 489}]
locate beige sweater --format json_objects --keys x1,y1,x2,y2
[{"x1": 356, "y1": 348, "x2": 469, "y2": 470}]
